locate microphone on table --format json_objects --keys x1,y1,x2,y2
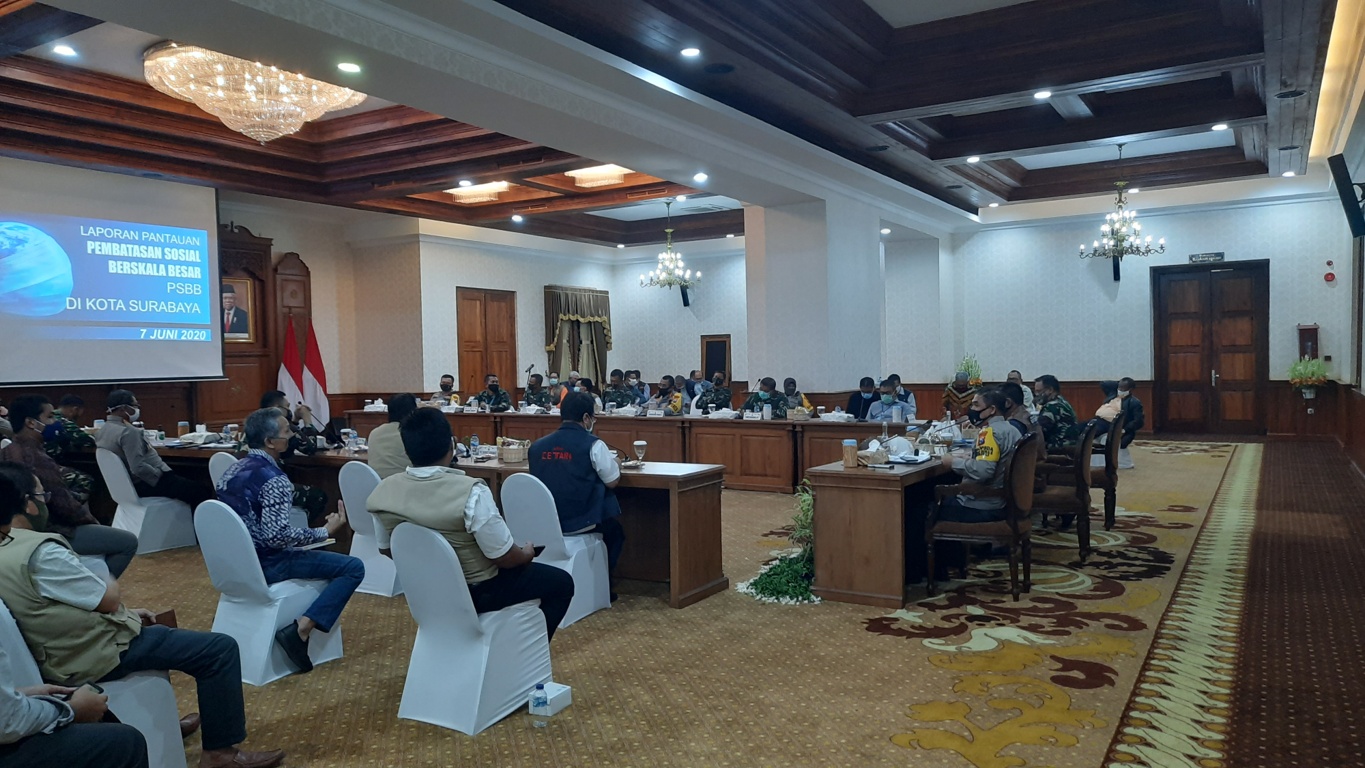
[{"x1": 918, "y1": 416, "x2": 969, "y2": 437}]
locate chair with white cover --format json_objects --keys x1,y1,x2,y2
[
  {"x1": 96, "y1": 448, "x2": 196, "y2": 555},
  {"x1": 209, "y1": 452, "x2": 309, "y2": 529},
  {"x1": 0, "y1": 599, "x2": 186, "y2": 768},
  {"x1": 339, "y1": 461, "x2": 400, "y2": 597},
  {"x1": 500, "y1": 473, "x2": 610, "y2": 628},
  {"x1": 390, "y1": 522, "x2": 551, "y2": 735},
  {"x1": 192, "y1": 500, "x2": 343, "y2": 686}
]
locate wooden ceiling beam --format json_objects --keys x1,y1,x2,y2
[
  {"x1": 324, "y1": 148, "x2": 581, "y2": 201},
  {"x1": 0, "y1": 4, "x2": 100, "y2": 59},
  {"x1": 460, "y1": 182, "x2": 694, "y2": 223},
  {"x1": 1262, "y1": 0, "x2": 1335, "y2": 177},
  {"x1": 1010, "y1": 147, "x2": 1265, "y2": 200},
  {"x1": 1049, "y1": 94, "x2": 1095, "y2": 121}
]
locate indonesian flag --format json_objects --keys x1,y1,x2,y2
[
  {"x1": 277, "y1": 317, "x2": 305, "y2": 415},
  {"x1": 301, "y1": 320, "x2": 331, "y2": 428}
]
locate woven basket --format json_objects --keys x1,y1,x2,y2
[{"x1": 498, "y1": 442, "x2": 528, "y2": 463}]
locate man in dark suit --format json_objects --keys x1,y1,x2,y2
[{"x1": 222, "y1": 285, "x2": 249, "y2": 335}]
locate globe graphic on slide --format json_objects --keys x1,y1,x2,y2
[{"x1": 0, "y1": 222, "x2": 74, "y2": 317}]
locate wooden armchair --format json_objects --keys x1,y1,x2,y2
[
  {"x1": 1090, "y1": 413, "x2": 1126, "y2": 530},
  {"x1": 1034, "y1": 419, "x2": 1100, "y2": 563},
  {"x1": 925, "y1": 433, "x2": 1040, "y2": 601}
]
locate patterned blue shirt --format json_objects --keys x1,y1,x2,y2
[{"x1": 217, "y1": 449, "x2": 326, "y2": 554}]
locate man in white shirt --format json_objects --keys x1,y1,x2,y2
[{"x1": 365, "y1": 408, "x2": 574, "y2": 640}]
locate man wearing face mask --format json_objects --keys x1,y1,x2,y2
[
  {"x1": 741, "y1": 377, "x2": 787, "y2": 418},
  {"x1": 683, "y1": 370, "x2": 712, "y2": 401},
  {"x1": 934, "y1": 388, "x2": 1021, "y2": 523},
  {"x1": 845, "y1": 377, "x2": 878, "y2": 420},
  {"x1": 649, "y1": 376, "x2": 685, "y2": 415},
  {"x1": 603, "y1": 370, "x2": 637, "y2": 410},
  {"x1": 781, "y1": 378, "x2": 813, "y2": 411},
  {"x1": 887, "y1": 374, "x2": 918, "y2": 416},
  {"x1": 530, "y1": 392, "x2": 626, "y2": 596},
  {"x1": 1032, "y1": 375, "x2": 1081, "y2": 452},
  {"x1": 95, "y1": 390, "x2": 213, "y2": 510},
  {"x1": 474, "y1": 374, "x2": 512, "y2": 413},
  {"x1": 431, "y1": 374, "x2": 460, "y2": 406},
  {"x1": 696, "y1": 372, "x2": 733, "y2": 412},
  {"x1": 1115, "y1": 377, "x2": 1144, "y2": 469},
  {"x1": 0, "y1": 398, "x2": 139, "y2": 578},
  {"x1": 1007, "y1": 370, "x2": 1035, "y2": 411},
  {"x1": 866, "y1": 379, "x2": 907, "y2": 422}
]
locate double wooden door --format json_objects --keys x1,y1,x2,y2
[
  {"x1": 1153, "y1": 262, "x2": 1268, "y2": 434},
  {"x1": 456, "y1": 287, "x2": 517, "y2": 397}
]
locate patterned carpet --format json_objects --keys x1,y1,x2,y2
[{"x1": 117, "y1": 441, "x2": 1254, "y2": 767}]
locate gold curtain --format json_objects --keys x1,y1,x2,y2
[{"x1": 544, "y1": 286, "x2": 611, "y2": 385}]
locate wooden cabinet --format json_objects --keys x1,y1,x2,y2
[
  {"x1": 796, "y1": 421, "x2": 908, "y2": 479},
  {"x1": 686, "y1": 418, "x2": 795, "y2": 492},
  {"x1": 592, "y1": 417, "x2": 686, "y2": 462}
]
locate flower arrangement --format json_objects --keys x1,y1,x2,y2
[
  {"x1": 958, "y1": 354, "x2": 983, "y2": 387},
  {"x1": 736, "y1": 480, "x2": 820, "y2": 604},
  {"x1": 1287, "y1": 356, "x2": 1328, "y2": 389}
]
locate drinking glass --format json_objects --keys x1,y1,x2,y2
[{"x1": 633, "y1": 440, "x2": 648, "y2": 463}]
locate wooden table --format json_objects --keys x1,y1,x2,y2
[
  {"x1": 590, "y1": 416, "x2": 687, "y2": 463},
  {"x1": 806, "y1": 459, "x2": 951, "y2": 608},
  {"x1": 345, "y1": 410, "x2": 498, "y2": 445},
  {"x1": 796, "y1": 420, "x2": 928, "y2": 478},
  {"x1": 685, "y1": 417, "x2": 796, "y2": 492}
]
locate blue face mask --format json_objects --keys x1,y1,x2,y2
[
  {"x1": 881, "y1": 394, "x2": 895, "y2": 405},
  {"x1": 861, "y1": 391, "x2": 874, "y2": 400},
  {"x1": 40, "y1": 421, "x2": 62, "y2": 441},
  {"x1": 758, "y1": 390, "x2": 770, "y2": 401},
  {"x1": 548, "y1": 379, "x2": 558, "y2": 386}
]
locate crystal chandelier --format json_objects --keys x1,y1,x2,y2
[
  {"x1": 143, "y1": 42, "x2": 366, "y2": 143},
  {"x1": 446, "y1": 181, "x2": 509, "y2": 204},
  {"x1": 565, "y1": 164, "x2": 630, "y2": 188},
  {"x1": 1077, "y1": 144, "x2": 1165, "y2": 280},
  {"x1": 640, "y1": 200, "x2": 700, "y2": 290}
]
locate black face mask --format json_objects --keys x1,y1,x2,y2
[
  {"x1": 488, "y1": 384, "x2": 500, "y2": 392},
  {"x1": 713, "y1": 378, "x2": 724, "y2": 386},
  {"x1": 784, "y1": 386, "x2": 797, "y2": 396},
  {"x1": 440, "y1": 383, "x2": 453, "y2": 392},
  {"x1": 967, "y1": 407, "x2": 992, "y2": 426}
]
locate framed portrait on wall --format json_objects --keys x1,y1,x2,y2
[{"x1": 221, "y1": 277, "x2": 256, "y2": 343}]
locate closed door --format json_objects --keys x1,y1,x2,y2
[
  {"x1": 456, "y1": 287, "x2": 517, "y2": 397},
  {"x1": 1153, "y1": 262, "x2": 1268, "y2": 434}
]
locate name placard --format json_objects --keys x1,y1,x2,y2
[
  {"x1": 646, "y1": 409, "x2": 666, "y2": 418},
  {"x1": 1189, "y1": 252, "x2": 1225, "y2": 264},
  {"x1": 742, "y1": 411, "x2": 762, "y2": 420},
  {"x1": 462, "y1": 406, "x2": 479, "y2": 414}
]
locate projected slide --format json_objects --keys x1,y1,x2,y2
[{"x1": 0, "y1": 213, "x2": 213, "y2": 342}]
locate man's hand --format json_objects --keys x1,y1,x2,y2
[
  {"x1": 324, "y1": 505, "x2": 348, "y2": 535},
  {"x1": 69, "y1": 686, "x2": 109, "y2": 723},
  {"x1": 130, "y1": 608, "x2": 156, "y2": 623},
  {"x1": 17, "y1": 684, "x2": 75, "y2": 698}
]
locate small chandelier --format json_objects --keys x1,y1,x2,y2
[
  {"x1": 446, "y1": 181, "x2": 509, "y2": 204},
  {"x1": 640, "y1": 200, "x2": 700, "y2": 290},
  {"x1": 1078, "y1": 144, "x2": 1165, "y2": 280},
  {"x1": 143, "y1": 42, "x2": 366, "y2": 143},
  {"x1": 565, "y1": 164, "x2": 630, "y2": 188}
]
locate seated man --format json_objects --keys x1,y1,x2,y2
[
  {"x1": 866, "y1": 378, "x2": 908, "y2": 422},
  {"x1": 935, "y1": 388, "x2": 1021, "y2": 523},
  {"x1": 0, "y1": 467, "x2": 284, "y2": 768},
  {"x1": 367, "y1": 393, "x2": 419, "y2": 480},
  {"x1": 781, "y1": 378, "x2": 813, "y2": 412},
  {"x1": 1116, "y1": 377, "x2": 1144, "y2": 469},
  {"x1": 626, "y1": 370, "x2": 650, "y2": 405},
  {"x1": 741, "y1": 377, "x2": 787, "y2": 418},
  {"x1": 474, "y1": 374, "x2": 512, "y2": 413},
  {"x1": 528, "y1": 392, "x2": 625, "y2": 595},
  {"x1": 0, "y1": 402, "x2": 11, "y2": 439},
  {"x1": 44, "y1": 395, "x2": 95, "y2": 462},
  {"x1": 997, "y1": 381, "x2": 1042, "y2": 442},
  {"x1": 683, "y1": 370, "x2": 711, "y2": 401},
  {"x1": 602, "y1": 370, "x2": 636, "y2": 410},
  {"x1": 256, "y1": 391, "x2": 328, "y2": 524},
  {"x1": 845, "y1": 377, "x2": 877, "y2": 420},
  {"x1": 2, "y1": 397, "x2": 138, "y2": 578},
  {"x1": 367, "y1": 408, "x2": 574, "y2": 640},
  {"x1": 0, "y1": 649, "x2": 148, "y2": 768},
  {"x1": 887, "y1": 374, "x2": 918, "y2": 417},
  {"x1": 521, "y1": 374, "x2": 552, "y2": 409},
  {"x1": 696, "y1": 373, "x2": 733, "y2": 413},
  {"x1": 942, "y1": 372, "x2": 977, "y2": 420},
  {"x1": 647, "y1": 375, "x2": 685, "y2": 415},
  {"x1": 95, "y1": 390, "x2": 213, "y2": 509},
  {"x1": 217, "y1": 409, "x2": 362, "y2": 674},
  {"x1": 1007, "y1": 370, "x2": 1035, "y2": 411},
  {"x1": 1033, "y1": 375, "x2": 1082, "y2": 452},
  {"x1": 431, "y1": 373, "x2": 460, "y2": 406}
]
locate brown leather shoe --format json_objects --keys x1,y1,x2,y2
[
  {"x1": 198, "y1": 748, "x2": 285, "y2": 768},
  {"x1": 179, "y1": 712, "x2": 201, "y2": 738}
]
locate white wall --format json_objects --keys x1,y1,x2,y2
[
  {"x1": 884, "y1": 238, "x2": 946, "y2": 383},
  {"x1": 952, "y1": 198, "x2": 1355, "y2": 382}
]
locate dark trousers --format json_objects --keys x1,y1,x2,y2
[
  {"x1": 134, "y1": 470, "x2": 213, "y2": 509},
  {"x1": 100, "y1": 626, "x2": 246, "y2": 752},
  {"x1": 259, "y1": 549, "x2": 364, "y2": 633},
  {"x1": 468, "y1": 563, "x2": 575, "y2": 641},
  {"x1": 587, "y1": 517, "x2": 625, "y2": 575},
  {"x1": 935, "y1": 497, "x2": 1007, "y2": 524},
  {"x1": 67, "y1": 524, "x2": 140, "y2": 578},
  {"x1": 0, "y1": 722, "x2": 148, "y2": 768}
]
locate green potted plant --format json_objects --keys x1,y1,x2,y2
[
  {"x1": 1288, "y1": 356, "x2": 1329, "y2": 399},
  {"x1": 736, "y1": 480, "x2": 818, "y2": 604},
  {"x1": 958, "y1": 354, "x2": 983, "y2": 387}
]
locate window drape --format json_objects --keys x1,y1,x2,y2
[{"x1": 544, "y1": 285, "x2": 611, "y2": 385}]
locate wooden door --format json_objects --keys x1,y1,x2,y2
[
  {"x1": 701, "y1": 334, "x2": 731, "y2": 382},
  {"x1": 1152, "y1": 262, "x2": 1268, "y2": 434},
  {"x1": 456, "y1": 287, "x2": 517, "y2": 397}
]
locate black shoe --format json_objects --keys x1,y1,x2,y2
[
  {"x1": 1059, "y1": 515, "x2": 1075, "y2": 531},
  {"x1": 274, "y1": 621, "x2": 313, "y2": 673},
  {"x1": 610, "y1": 591, "x2": 619, "y2": 603}
]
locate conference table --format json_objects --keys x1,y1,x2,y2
[
  {"x1": 80, "y1": 444, "x2": 729, "y2": 609},
  {"x1": 805, "y1": 458, "x2": 951, "y2": 608}
]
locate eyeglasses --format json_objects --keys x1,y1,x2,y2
[{"x1": 29, "y1": 491, "x2": 52, "y2": 504}]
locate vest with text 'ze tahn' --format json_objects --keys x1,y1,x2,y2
[{"x1": 529, "y1": 423, "x2": 621, "y2": 532}]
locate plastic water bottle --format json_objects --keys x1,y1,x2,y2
[
  {"x1": 470, "y1": 434, "x2": 480, "y2": 454},
  {"x1": 530, "y1": 683, "x2": 548, "y2": 728},
  {"x1": 762, "y1": 403, "x2": 772, "y2": 420}
]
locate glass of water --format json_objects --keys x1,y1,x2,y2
[{"x1": 633, "y1": 440, "x2": 647, "y2": 463}]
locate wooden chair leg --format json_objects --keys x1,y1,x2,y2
[
  {"x1": 1078, "y1": 506, "x2": 1092, "y2": 563},
  {"x1": 959, "y1": 541, "x2": 970, "y2": 579},
  {"x1": 926, "y1": 535, "x2": 938, "y2": 596},
  {"x1": 1104, "y1": 487, "x2": 1116, "y2": 530},
  {"x1": 1007, "y1": 540, "x2": 1020, "y2": 601},
  {"x1": 1022, "y1": 535, "x2": 1032, "y2": 592}
]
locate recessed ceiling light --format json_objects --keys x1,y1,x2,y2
[
  {"x1": 675, "y1": 195, "x2": 688, "y2": 202},
  {"x1": 680, "y1": 47, "x2": 701, "y2": 58},
  {"x1": 616, "y1": 244, "x2": 625, "y2": 249},
  {"x1": 1278, "y1": 145, "x2": 1301, "y2": 151},
  {"x1": 511, "y1": 214, "x2": 524, "y2": 222},
  {"x1": 1129, "y1": 188, "x2": 1141, "y2": 194},
  {"x1": 1033, "y1": 90, "x2": 1052, "y2": 99},
  {"x1": 692, "y1": 172, "x2": 708, "y2": 182},
  {"x1": 988, "y1": 202, "x2": 1000, "y2": 208},
  {"x1": 1211, "y1": 123, "x2": 1229, "y2": 131},
  {"x1": 967, "y1": 156, "x2": 981, "y2": 163},
  {"x1": 945, "y1": 184, "x2": 964, "y2": 190},
  {"x1": 726, "y1": 233, "x2": 735, "y2": 238},
  {"x1": 1282, "y1": 171, "x2": 1296, "y2": 177},
  {"x1": 880, "y1": 227, "x2": 891, "y2": 235},
  {"x1": 865, "y1": 144, "x2": 890, "y2": 152},
  {"x1": 1275, "y1": 89, "x2": 1307, "y2": 99},
  {"x1": 457, "y1": 179, "x2": 473, "y2": 187},
  {"x1": 52, "y1": 45, "x2": 76, "y2": 57},
  {"x1": 337, "y1": 62, "x2": 361, "y2": 73}
]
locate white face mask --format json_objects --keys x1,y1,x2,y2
[
  {"x1": 1117, "y1": 390, "x2": 1130, "y2": 397},
  {"x1": 117, "y1": 406, "x2": 141, "y2": 422},
  {"x1": 627, "y1": 378, "x2": 638, "y2": 385}
]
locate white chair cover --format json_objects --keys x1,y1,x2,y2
[
  {"x1": 207, "y1": 451, "x2": 237, "y2": 487},
  {"x1": 500, "y1": 473, "x2": 610, "y2": 627},
  {"x1": 390, "y1": 523, "x2": 551, "y2": 735},
  {"x1": 193, "y1": 500, "x2": 343, "y2": 686},
  {"x1": 0, "y1": 600, "x2": 186, "y2": 768},
  {"x1": 339, "y1": 461, "x2": 401, "y2": 597},
  {"x1": 95, "y1": 448, "x2": 195, "y2": 554}
]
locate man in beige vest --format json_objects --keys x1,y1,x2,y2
[
  {"x1": 0, "y1": 463, "x2": 284, "y2": 768},
  {"x1": 366, "y1": 393, "x2": 419, "y2": 480},
  {"x1": 367, "y1": 407, "x2": 574, "y2": 640}
]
